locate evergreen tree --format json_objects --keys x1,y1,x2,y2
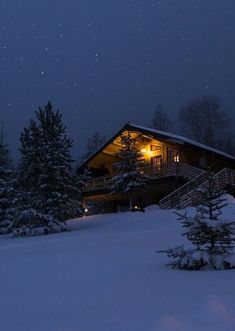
[
  {"x1": 11, "y1": 102, "x2": 82, "y2": 237},
  {"x1": 110, "y1": 131, "x2": 147, "y2": 210},
  {"x1": 76, "y1": 166, "x2": 90, "y2": 193},
  {"x1": 0, "y1": 124, "x2": 14, "y2": 234},
  {"x1": 160, "y1": 171, "x2": 235, "y2": 270}
]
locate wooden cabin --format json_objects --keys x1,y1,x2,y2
[{"x1": 79, "y1": 123, "x2": 235, "y2": 212}]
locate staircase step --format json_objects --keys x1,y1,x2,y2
[{"x1": 159, "y1": 167, "x2": 235, "y2": 209}]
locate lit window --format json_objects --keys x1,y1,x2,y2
[{"x1": 174, "y1": 154, "x2": 180, "y2": 163}]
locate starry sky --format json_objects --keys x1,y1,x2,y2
[{"x1": 1, "y1": 0, "x2": 235, "y2": 159}]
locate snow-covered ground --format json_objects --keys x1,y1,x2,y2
[{"x1": 1, "y1": 197, "x2": 235, "y2": 331}]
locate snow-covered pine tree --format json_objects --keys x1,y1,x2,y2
[
  {"x1": 75, "y1": 164, "x2": 90, "y2": 192},
  {"x1": 110, "y1": 131, "x2": 147, "y2": 210},
  {"x1": 11, "y1": 102, "x2": 82, "y2": 237},
  {"x1": 0, "y1": 124, "x2": 15, "y2": 234},
  {"x1": 160, "y1": 171, "x2": 235, "y2": 270},
  {"x1": 72, "y1": 166, "x2": 90, "y2": 215}
]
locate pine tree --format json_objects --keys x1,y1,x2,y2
[
  {"x1": 0, "y1": 124, "x2": 14, "y2": 234},
  {"x1": 75, "y1": 166, "x2": 91, "y2": 214},
  {"x1": 160, "y1": 171, "x2": 235, "y2": 270},
  {"x1": 11, "y1": 102, "x2": 82, "y2": 237},
  {"x1": 110, "y1": 131, "x2": 147, "y2": 210}
]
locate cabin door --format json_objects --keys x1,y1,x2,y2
[{"x1": 151, "y1": 155, "x2": 162, "y2": 170}]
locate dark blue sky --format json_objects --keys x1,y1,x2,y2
[{"x1": 1, "y1": 0, "x2": 235, "y2": 158}]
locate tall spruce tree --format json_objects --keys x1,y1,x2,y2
[
  {"x1": 160, "y1": 171, "x2": 235, "y2": 270},
  {"x1": 110, "y1": 131, "x2": 147, "y2": 210},
  {"x1": 0, "y1": 124, "x2": 14, "y2": 234},
  {"x1": 12, "y1": 102, "x2": 82, "y2": 237}
]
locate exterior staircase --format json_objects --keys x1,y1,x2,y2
[{"x1": 159, "y1": 167, "x2": 235, "y2": 209}]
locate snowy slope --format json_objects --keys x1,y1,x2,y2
[{"x1": 1, "y1": 199, "x2": 235, "y2": 331}]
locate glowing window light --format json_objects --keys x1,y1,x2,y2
[{"x1": 174, "y1": 155, "x2": 180, "y2": 163}]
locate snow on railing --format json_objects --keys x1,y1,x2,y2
[
  {"x1": 159, "y1": 167, "x2": 235, "y2": 210},
  {"x1": 83, "y1": 164, "x2": 169, "y2": 192},
  {"x1": 178, "y1": 163, "x2": 204, "y2": 179},
  {"x1": 83, "y1": 162, "x2": 204, "y2": 193},
  {"x1": 159, "y1": 172, "x2": 206, "y2": 209}
]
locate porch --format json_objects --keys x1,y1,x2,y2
[{"x1": 83, "y1": 162, "x2": 203, "y2": 193}]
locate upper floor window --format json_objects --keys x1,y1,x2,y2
[
  {"x1": 150, "y1": 144, "x2": 161, "y2": 151},
  {"x1": 167, "y1": 148, "x2": 179, "y2": 163}
]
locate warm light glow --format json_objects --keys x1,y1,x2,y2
[
  {"x1": 84, "y1": 208, "x2": 88, "y2": 213},
  {"x1": 174, "y1": 155, "x2": 180, "y2": 163},
  {"x1": 141, "y1": 147, "x2": 154, "y2": 157}
]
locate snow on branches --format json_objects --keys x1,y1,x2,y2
[
  {"x1": 110, "y1": 131, "x2": 147, "y2": 209},
  {"x1": 159, "y1": 171, "x2": 235, "y2": 270}
]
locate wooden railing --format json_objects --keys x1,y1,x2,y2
[
  {"x1": 159, "y1": 167, "x2": 235, "y2": 210},
  {"x1": 178, "y1": 163, "x2": 204, "y2": 179},
  {"x1": 83, "y1": 163, "x2": 173, "y2": 192},
  {"x1": 83, "y1": 162, "x2": 203, "y2": 193},
  {"x1": 159, "y1": 172, "x2": 206, "y2": 209},
  {"x1": 83, "y1": 173, "x2": 115, "y2": 192}
]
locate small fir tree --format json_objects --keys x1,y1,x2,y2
[
  {"x1": 160, "y1": 172, "x2": 235, "y2": 270},
  {"x1": 110, "y1": 131, "x2": 147, "y2": 210},
  {"x1": 160, "y1": 171, "x2": 235, "y2": 270},
  {"x1": 11, "y1": 102, "x2": 82, "y2": 237},
  {"x1": 0, "y1": 126, "x2": 15, "y2": 234}
]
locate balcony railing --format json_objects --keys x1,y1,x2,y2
[{"x1": 83, "y1": 162, "x2": 202, "y2": 193}]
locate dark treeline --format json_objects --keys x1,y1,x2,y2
[
  {"x1": 79, "y1": 132, "x2": 106, "y2": 165},
  {"x1": 150, "y1": 95, "x2": 235, "y2": 155},
  {"x1": 80, "y1": 94, "x2": 235, "y2": 166}
]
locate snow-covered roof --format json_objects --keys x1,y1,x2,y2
[
  {"x1": 129, "y1": 123, "x2": 235, "y2": 161},
  {"x1": 78, "y1": 122, "x2": 235, "y2": 170}
]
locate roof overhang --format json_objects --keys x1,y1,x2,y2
[{"x1": 78, "y1": 123, "x2": 235, "y2": 170}]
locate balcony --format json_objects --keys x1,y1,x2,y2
[{"x1": 83, "y1": 162, "x2": 202, "y2": 193}]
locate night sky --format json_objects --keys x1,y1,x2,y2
[{"x1": 1, "y1": 0, "x2": 235, "y2": 159}]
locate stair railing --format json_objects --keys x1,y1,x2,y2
[
  {"x1": 159, "y1": 172, "x2": 206, "y2": 209},
  {"x1": 160, "y1": 167, "x2": 235, "y2": 209}
]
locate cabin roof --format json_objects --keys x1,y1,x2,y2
[
  {"x1": 79, "y1": 123, "x2": 235, "y2": 169},
  {"x1": 130, "y1": 123, "x2": 235, "y2": 161}
]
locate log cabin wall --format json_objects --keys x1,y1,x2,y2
[{"x1": 182, "y1": 145, "x2": 235, "y2": 171}]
